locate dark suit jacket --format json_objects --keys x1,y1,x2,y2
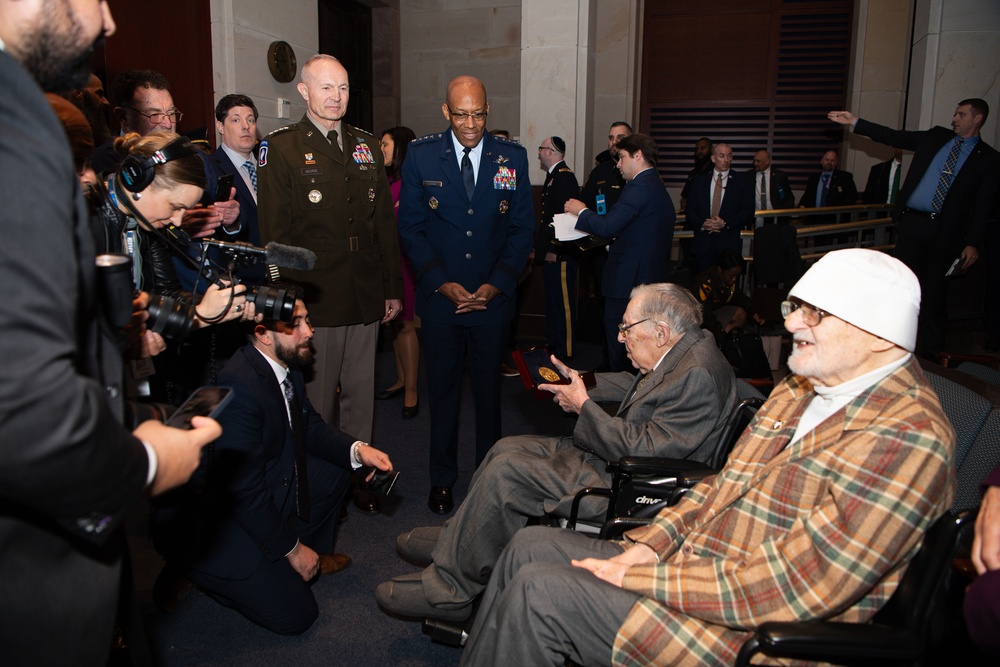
[
  {"x1": 182, "y1": 345, "x2": 355, "y2": 579},
  {"x1": 0, "y1": 50, "x2": 148, "y2": 664},
  {"x1": 397, "y1": 130, "x2": 535, "y2": 325},
  {"x1": 579, "y1": 158, "x2": 626, "y2": 212},
  {"x1": 747, "y1": 168, "x2": 795, "y2": 209},
  {"x1": 210, "y1": 146, "x2": 260, "y2": 246},
  {"x1": 799, "y1": 169, "x2": 858, "y2": 207},
  {"x1": 575, "y1": 168, "x2": 676, "y2": 299},
  {"x1": 685, "y1": 169, "x2": 754, "y2": 271},
  {"x1": 535, "y1": 160, "x2": 580, "y2": 256},
  {"x1": 854, "y1": 119, "x2": 1000, "y2": 248},
  {"x1": 861, "y1": 158, "x2": 901, "y2": 205}
]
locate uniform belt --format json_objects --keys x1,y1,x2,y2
[
  {"x1": 902, "y1": 208, "x2": 938, "y2": 220},
  {"x1": 346, "y1": 233, "x2": 377, "y2": 251}
]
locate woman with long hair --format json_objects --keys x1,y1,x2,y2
[{"x1": 375, "y1": 126, "x2": 420, "y2": 417}]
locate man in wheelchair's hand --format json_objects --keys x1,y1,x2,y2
[{"x1": 539, "y1": 355, "x2": 589, "y2": 413}]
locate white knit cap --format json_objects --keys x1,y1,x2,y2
[{"x1": 788, "y1": 249, "x2": 921, "y2": 352}]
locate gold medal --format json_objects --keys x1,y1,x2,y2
[
  {"x1": 538, "y1": 367, "x2": 560, "y2": 382},
  {"x1": 308, "y1": 189, "x2": 322, "y2": 203},
  {"x1": 429, "y1": 196, "x2": 439, "y2": 210},
  {"x1": 499, "y1": 200, "x2": 508, "y2": 214}
]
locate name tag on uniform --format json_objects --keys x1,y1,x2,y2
[
  {"x1": 301, "y1": 167, "x2": 322, "y2": 176},
  {"x1": 423, "y1": 180, "x2": 443, "y2": 187}
]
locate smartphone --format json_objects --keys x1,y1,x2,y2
[
  {"x1": 165, "y1": 386, "x2": 234, "y2": 429},
  {"x1": 213, "y1": 173, "x2": 235, "y2": 202},
  {"x1": 367, "y1": 469, "x2": 399, "y2": 497}
]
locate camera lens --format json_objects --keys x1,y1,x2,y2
[
  {"x1": 146, "y1": 294, "x2": 196, "y2": 340},
  {"x1": 248, "y1": 285, "x2": 295, "y2": 322}
]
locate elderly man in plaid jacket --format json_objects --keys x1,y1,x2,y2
[{"x1": 460, "y1": 248, "x2": 955, "y2": 667}]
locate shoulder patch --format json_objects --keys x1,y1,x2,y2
[{"x1": 412, "y1": 133, "x2": 442, "y2": 145}]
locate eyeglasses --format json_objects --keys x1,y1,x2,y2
[
  {"x1": 538, "y1": 146, "x2": 556, "y2": 152},
  {"x1": 780, "y1": 299, "x2": 829, "y2": 326},
  {"x1": 618, "y1": 318, "x2": 649, "y2": 335},
  {"x1": 124, "y1": 106, "x2": 183, "y2": 124},
  {"x1": 447, "y1": 107, "x2": 488, "y2": 123}
]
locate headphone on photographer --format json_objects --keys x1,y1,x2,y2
[{"x1": 118, "y1": 136, "x2": 198, "y2": 195}]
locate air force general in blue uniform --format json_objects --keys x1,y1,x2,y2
[{"x1": 397, "y1": 76, "x2": 534, "y2": 512}]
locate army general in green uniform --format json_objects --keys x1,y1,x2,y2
[{"x1": 258, "y1": 54, "x2": 402, "y2": 448}]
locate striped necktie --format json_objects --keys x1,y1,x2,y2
[
  {"x1": 244, "y1": 160, "x2": 257, "y2": 194},
  {"x1": 931, "y1": 138, "x2": 963, "y2": 212}
]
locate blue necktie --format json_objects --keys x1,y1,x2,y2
[
  {"x1": 931, "y1": 138, "x2": 963, "y2": 212},
  {"x1": 244, "y1": 160, "x2": 257, "y2": 194},
  {"x1": 461, "y1": 147, "x2": 475, "y2": 200},
  {"x1": 819, "y1": 173, "x2": 831, "y2": 207}
]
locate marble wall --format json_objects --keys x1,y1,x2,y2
[
  {"x1": 398, "y1": 0, "x2": 523, "y2": 138},
  {"x1": 208, "y1": 0, "x2": 999, "y2": 181},
  {"x1": 845, "y1": 0, "x2": 1000, "y2": 180},
  {"x1": 209, "y1": 0, "x2": 318, "y2": 137}
]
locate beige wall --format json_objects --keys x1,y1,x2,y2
[
  {"x1": 398, "y1": 0, "x2": 523, "y2": 138},
  {"x1": 210, "y1": 0, "x2": 1000, "y2": 180},
  {"x1": 844, "y1": 0, "x2": 1000, "y2": 182},
  {"x1": 209, "y1": 0, "x2": 318, "y2": 137}
]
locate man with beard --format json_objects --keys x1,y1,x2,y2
[
  {"x1": 154, "y1": 297, "x2": 394, "y2": 634},
  {"x1": 679, "y1": 136, "x2": 713, "y2": 211},
  {"x1": 0, "y1": 1, "x2": 221, "y2": 663}
]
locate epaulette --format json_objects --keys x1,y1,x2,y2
[
  {"x1": 557, "y1": 167, "x2": 574, "y2": 173},
  {"x1": 412, "y1": 133, "x2": 443, "y2": 145},
  {"x1": 266, "y1": 125, "x2": 294, "y2": 138},
  {"x1": 349, "y1": 124, "x2": 375, "y2": 139},
  {"x1": 493, "y1": 135, "x2": 521, "y2": 146}
]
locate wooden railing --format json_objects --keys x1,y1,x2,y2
[{"x1": 674, "y1": 203, "x2": 896, "y2": 268}]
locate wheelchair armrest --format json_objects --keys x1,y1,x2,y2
[
  {"x1": 736, "y1": 621, "x2": 918, "y2": 666},
  {"x1": 608, "y1": 457, "x2": 717, "y2": 478},
  {"x1": 599, "y1": 516, "x2": 652, "y2": 540}
]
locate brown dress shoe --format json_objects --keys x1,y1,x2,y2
[{"x1": 318, "y1": 553, "x2": 352, "y2": 575}]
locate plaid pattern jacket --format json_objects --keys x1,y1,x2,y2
[{"x1": 613, "y1": 356, "x2": 955, "y2": 667}]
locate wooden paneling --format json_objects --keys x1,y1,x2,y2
[
  {"x1": 641, "y1": 0, "x2": 854, "y2": 192},
  {"x1": 97, "y1": 1, "x2": 215, "y2": 142},
  {"x1": 644, "y1": 13, "x2": 772, "y2": 102}
]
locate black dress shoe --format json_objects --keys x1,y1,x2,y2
[
  {"x1": 402, "y1": 398, "x2": 419, "y2": 419},
  {"x1": 353, "y1": 484, "x2": 381, "y2": 514},
  {"x1": 152, "y1": 563, "x2": 194, "y2": 612},
  {"x1": 428, "y1": 486, "x2": 454, "y2": 514},
  {"x1": 375, "y1": 386, "x2": 404, "y2": 400}
]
